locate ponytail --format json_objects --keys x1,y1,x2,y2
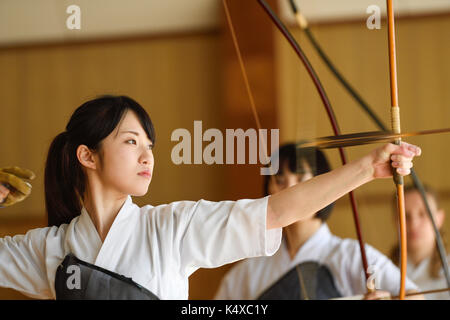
[{"x1": 45, "y1": 131, "x2": 84, "y2": 227}]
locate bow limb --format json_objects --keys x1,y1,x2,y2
[
  {"x1": 288, "y1": 0, "x2": 450, "y2": 296},
  {"x1": 255, "y1": 0, "x2": 372, "y2": 290},
  {"x1": 386, "y1": 0, "x2": 407, "y2": 300}
]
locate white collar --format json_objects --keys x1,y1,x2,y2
[
  {"x1": 77, "y1": 195, "x2": 133, "y2": 246},
  {"x1": 70, "y1": 195, "x2": 134, "y2": 264},
  {"x1": 407, "y1": 256, "x2": 431, "y2": 275},
  {"x1": 80, "y1": 195, "x2": 133, "y2": 225},
  {"x1": 281, "y1": 223, "x2": 333, "y2": 264}
]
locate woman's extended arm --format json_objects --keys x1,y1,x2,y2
[
  {"x1": 0, "y1": 180, "x2": 55, "y2": 298},
  {"x1": 0, "y1": 227, "x2": 56, "y2": 299},
  {"x1": 267, "y1": 142, "x2": 421, "y2": 229}
]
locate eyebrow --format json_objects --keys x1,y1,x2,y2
[
  {"x1": 120, "y1": 130, "x2": 140, "y2": 136},
  {"x1": 120, "y1": 130, "x2": 153, "y2": 144}
]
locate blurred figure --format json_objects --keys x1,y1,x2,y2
[
  {"x1": 215, "y1": 143, "x2": 420, "y2": 300},
  {"x1": 390, "y1": 185, "x2": 450, "y2": 299}
]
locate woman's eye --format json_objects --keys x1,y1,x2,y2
[{"x1": 127, "y1": 139, "x2": 153, "y2": 150}]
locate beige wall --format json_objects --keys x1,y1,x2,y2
[{"x1": 2, "y1": 0, "x2": 449, "y2": 46}]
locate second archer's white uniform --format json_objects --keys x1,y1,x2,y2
[
  {"x1": 0, "y1": 196, "x2": 281, "y2": 299},
  {"x1": 215, "y1": 224, "x2": 418, "y2": 299},
  {"x1": 407, "y1": 256, "x2": 450, "y2": 300}
]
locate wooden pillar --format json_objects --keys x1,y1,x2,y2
[
  {"x1": 188, "y1": 0, "x2": 280, "y2": 300},
  {"x1": 221, "y1": 0, "x2": 279, "y2": 200}
]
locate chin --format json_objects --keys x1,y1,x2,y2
[
  {"x1": 127, "y1": 189, "x2": 146, "y2": 197},
  {"x1": 129, "y1": 186, "x2": 149, "y2": 197},
  {"x1": 122, "y1": 180, "x2": 150, "y2": 197}
]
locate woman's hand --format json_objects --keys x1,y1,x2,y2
[
  {"x1": 0, "y1": 166, "x2": 35, "y2": 207},
  {"x1": 363, "y1": 290, "x2": 391, "y2": 300},
  {"x1": 365, "y1": 142, "x2": 421, "y2": 179},
  {"x1": 0, "y1": 183, "x2": 10, "y2": 205}
]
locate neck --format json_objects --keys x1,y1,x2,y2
[
  {"x1": 284, "y1": 218, "x2": 322, "y2": 260},
  {"x1": 408, "y1": 243, "x2": 435, "y2": 266},
  {"x1": 83, "y1": 180, "x2": 128, "y2": 242}
]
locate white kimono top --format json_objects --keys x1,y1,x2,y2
[
  {"x1": 0, "y1": 195, "x2": 282, "y2": 299},
  {"x1": 215, "y1": 223, "x2": 418, "y2": 299},
  {"x1": 407, "y1": 256, "x2": 450, "y2": 300}
]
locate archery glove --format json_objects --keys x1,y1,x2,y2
[{"x1": 0, "y1": 166, "x2": 35, "y2": 207}]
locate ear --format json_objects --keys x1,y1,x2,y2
[
  {"x1": 76, "y1": 145, "x2": 97, "y2": 170},
  {"x1": 436, "y1": 208, "x2": 445, "y2": 229}
]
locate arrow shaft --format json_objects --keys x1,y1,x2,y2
[
  {"x1": 393, "y1": 287, "x2": 450, "y2": 299},
  {"x1": 296, "y1": 127, "x2": 450, "y2": 149}
]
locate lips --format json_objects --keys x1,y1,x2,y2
[{"x1": 138, "y1": 171, "x2": 151, "y2": 179}]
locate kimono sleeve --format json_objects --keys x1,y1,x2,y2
[
  {"x1": 172, "y1": 197, "x2": 282, "y2": 277},
  {"x1": 0, "y1": 226, "x2": 61, "y2": 299}
]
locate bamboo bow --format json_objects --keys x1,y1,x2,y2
[
  {"x1": 222, "y1": 0, "x2": 374, "y2": 293},
  {"x1": 386, "y1": 0, "x2": 407, "y2": 300},
  {"x1": 288, "y1": 0, "x2": 450, "y2": 298}
]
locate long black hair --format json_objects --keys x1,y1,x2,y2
[
  {"x1": 263, "y1": 143, "x2": 334, "y2": 222},
  {"x1": 44, "y1": 95, "x2": 156, "y2": 227}
]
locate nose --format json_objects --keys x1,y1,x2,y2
[
  {"x1": 139, "y1": 148, "x2": 154, "y2": 166},
  {"x1": 406, "y1": 213, "x2": 420, "y2": 232}
]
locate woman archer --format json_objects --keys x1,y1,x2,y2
[{"x1": 0, "y1": 95, "x2": 421, "y2": 300}]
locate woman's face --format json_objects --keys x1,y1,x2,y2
[
  {"x1": 404, "y1": 190, "x2": 444, "y2": 252},
  {"x1": 268, "y1": 161, "x2": 314, "y2": 195},
  {"x1": 91, "y1": 110, "x2": 154, "y2": 197}
]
